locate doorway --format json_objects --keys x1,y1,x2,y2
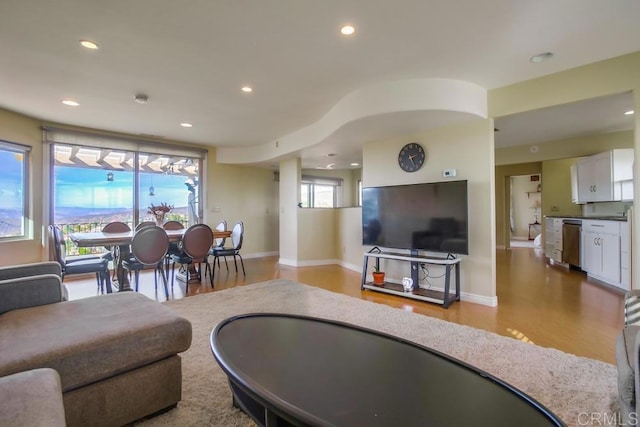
[{"x1": 509, "y1": 174, "x2": 542, "y2": 249}]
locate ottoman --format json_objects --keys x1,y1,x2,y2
[{"x1": 0, "y1": 292, "x2": 192, "y2": 427}]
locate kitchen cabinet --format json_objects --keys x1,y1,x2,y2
[
  {"x1": 544, "y1": 217, "x2": 563, "y2": 264},
  {"x1": 581, "y1": 220, "x2": 623, "y2": 289},
  {"x1": 621, "y1": 221, "x2": 631, "y2": 288},
  {"x1": 573, "y1": 149, "x2": 634, "y2": 204}
]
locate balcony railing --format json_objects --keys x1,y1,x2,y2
[{"x1": 56, "y1": 220, "x2": 187, "y2": 256}]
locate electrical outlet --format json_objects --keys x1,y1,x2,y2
[{"x1": 442, "y1": 169, "x2": 457, "y2": 177}]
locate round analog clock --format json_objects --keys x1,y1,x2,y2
[{"x1": 398, "y1": 143, "x2": 426, "y2": 172}]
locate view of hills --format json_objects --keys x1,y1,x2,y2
[
  {"x1": 0, "y1": 206, "x2": 191, "y2": 238},
  {"x1": 55, "y1": 206, "x2": 189, "y2": 225}
]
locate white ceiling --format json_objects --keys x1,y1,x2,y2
[
  {"x1": 494, "y1": 91, "x2": 635, "y2": 149},
  {"x1": 1, "y1": 0, "x2": 639, "y2": 169}
]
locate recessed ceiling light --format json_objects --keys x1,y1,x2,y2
[
  {"x1": 340, "y1": 25, "x2": 355, "y2": 36},
  {"x1": 62, "y1": 100, "x2": 79, "y2": 107},
  {"x1": 180, "y1": 122, "x2": 193, "y2": 128},
  {"x1": 80, "y1": 40, "x2": 99, "y2": 50},
  {"x1": 530, "y1": 52, "x2": 554, "y2": 63},
  {"x1": 624, "y1": 110, "x2": 634, "y2": 115},
  {"x1": 241, "y1": 86, "x2": 253, "y2": 93},
  {"x1": 350, "y1": 162, "x2": 360, "y2": 167}
]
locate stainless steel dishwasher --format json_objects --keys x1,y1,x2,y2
[{"x1": 562, "y1": 219, "x2": 582, "y2": 268}]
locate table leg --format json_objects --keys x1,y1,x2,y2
[{"x1": 115, "y1": 244, "x2": 133, "y2": 292}]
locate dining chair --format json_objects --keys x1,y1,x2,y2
[
  {"x1": 207, "y1": 221, "x2": 245, "y2": 283},
  {"x1": 122, "y1": 226, "x2": 170, "y2": 299},
  {"x1": 102, "y1": 221, "x2": 132, "y2": 282},
  {"x1": 208, "y1": 220, "x2": 228, "y2": 271},
  {"x1": 170, "y1": 223, "x2": 214, "y2": 292},
  {"x1": 163, "y1": 220, "x2": 185, "y2": 277},
  {"x1": 135, "y1": 221, "x2": 155, "y2": 231},
  {"x1": 102, "y1": 221, "x2": 131, "y2": 233},
  {"x1": 49, "y1": 225, "x2": 112, "y2": 294},
  {"x1": 163, "y1": 220, "x2": 184, "y2": 230}
]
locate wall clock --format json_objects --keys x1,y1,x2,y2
[{"x1": 398, "y1": 143, "x2": 425, "y2": 172}]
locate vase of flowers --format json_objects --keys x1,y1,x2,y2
[{"x1": 148, "y1": 202, "x2": 173, "y2": 226}]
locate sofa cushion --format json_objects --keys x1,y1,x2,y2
[
  {"x1": 0, "y1": 292, "x2": 192, "y2": 392},
  {"x1": 616, "y1": 326, "x2": 640, "y2": 411},
  {"x1": 0, "y1": 368, "x2": 66, "y2": 427}
]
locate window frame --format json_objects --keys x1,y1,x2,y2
[
  {"x1": 300, "y1": 182, "x2": 337, "y2": 208},
  {"x1": 49, "y1": 142, "x2": 204, "y2": 227},
  {"x1": 0, "y1": 140, "x2": 30, "y2": 241}
]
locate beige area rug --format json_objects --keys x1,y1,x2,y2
[{"x1": 138, "y1": 279, "x2": 619, "y2": 427}]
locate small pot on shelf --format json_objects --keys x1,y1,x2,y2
[{"x1": 372, "y1": 268, "x2": 385, "y2": 286}]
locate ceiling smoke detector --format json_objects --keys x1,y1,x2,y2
[{"x1": 134, "y1": 94, "x2": 149, "y2": 104}]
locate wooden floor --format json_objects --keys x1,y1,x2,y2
[{"x1": 66, "y1": 247, "x2": 624, "y2": 364}]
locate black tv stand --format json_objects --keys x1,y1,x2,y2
[{"x1": 361, "y1": 251, "x2": 461, "y2": 308}]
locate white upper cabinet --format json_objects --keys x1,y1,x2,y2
[{"x1": 573, "y1": 149, "x2": 634, "y2": 203}]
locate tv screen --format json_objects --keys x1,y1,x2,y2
[{"x1": 362, "y1": 180, "x2": 468, "y2": 255}]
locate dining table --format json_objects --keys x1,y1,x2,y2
[{"x1": 70, "y1": 228, "x2": 231, "y2": 292}]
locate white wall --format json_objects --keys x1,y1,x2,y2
[
  {"x1": 207, "y1": 161, "x2": 279, "y2": 257},
  {"x1": 360, "y1": 119, "x2": 497, "y2": 305},
  {"x1": 336, "y1": 207, "x2": 363, "y2": 271},
  {"x1": 279, "y1": 158, "x2": 300, "y2": 265},
  {"x1": 297, "y1": 208, "x2": 338, "y2": 263}
]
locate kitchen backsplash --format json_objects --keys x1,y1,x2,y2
[{"x1": 581, "y1": 201, "x2": 633, "y2": 218}]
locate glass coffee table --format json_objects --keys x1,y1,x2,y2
[{"x1": 210, "y1": 313, "x2": 564, "y2": 426}]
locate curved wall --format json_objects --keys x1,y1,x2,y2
[{"x1": 217, "y1": 78, "x2": 488, "y2": 164}]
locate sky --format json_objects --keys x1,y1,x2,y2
[
  {"x1": 55, "y1": 167, "x2": 194, "y2": 209},
  {"x1": 0, "y1": 150, "x2": 24, "y2": 209}
]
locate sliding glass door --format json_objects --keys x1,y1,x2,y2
[{"x1": 50, "y1": 142, "x2": 203, "y2": 255}]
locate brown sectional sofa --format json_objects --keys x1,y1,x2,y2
[{"x1": 0, "y1": 262, "x2": 192, "y2": 426}]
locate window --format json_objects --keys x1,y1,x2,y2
[
  {"x1": 44, "y1": 128, "x2": 206, "y2": 254},
  {"x1": 300, "y1": 175, "x2": 341, "y2": 208},
  {"x1": 0, "y1": 140, "x2": 30, "y2": 240}
]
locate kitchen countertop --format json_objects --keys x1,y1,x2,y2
[{"x1": 544, "y1": 215, "x2": 627, "y2": 221}]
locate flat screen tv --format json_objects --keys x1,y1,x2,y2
[{"x1": 362, "y1": 180, "x2": 468, "y2": 255}]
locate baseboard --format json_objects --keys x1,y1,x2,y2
[
  {"x1": 339, "y1": 261, "x2": 361, "y2": 272},
  {"x1": 379, "y1": 279, "x2": 499, "y2": 307},
  {"x1": 277, "y1": 258, "x2": 362, "y2": 270},
  {"x1": 278, "y1": 258, "x2": 298, "y2": 267},
  {"x1": 243, "y1": 251, "x2": 278, "y2": 260},
  {"x1": 279, "y1": 258, "x2": 342, "y2": 267},
  {"x1": 461, "y1": 292, "x2": 498, "y2": 307}
]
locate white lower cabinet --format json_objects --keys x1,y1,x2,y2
[
  {"x1": 544, "y1": 217, "x2": 563, "y2": 263},
  {"x1": 621, "y1": 221, "x2": 631, "y2": 288},
  {"x1": 581, "y1": 220, "x2": 625, "y2": 289}
]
